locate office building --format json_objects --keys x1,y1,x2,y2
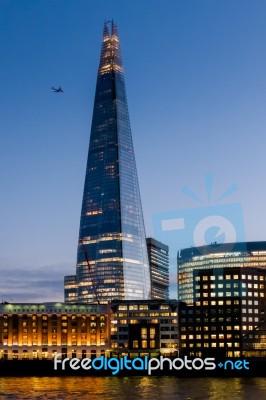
[
  {"x1": 179, "y1": 266, "x2": 266, "y2": 358},
  {"x1": 0, "y1": 300, "x2": 179, "y2": 360},
  {"x1": 109, "y1": 300, "x2": 178, "y2": 357},
  {"x1": 64, "y1": 21, "x2": 151, "y2": 303},
  {"x1": 178, "y1": 241, "x2": 266, "y2": 305},
  {"x1": 146, "y1": 238, "x2": 169, "y2": 300}
]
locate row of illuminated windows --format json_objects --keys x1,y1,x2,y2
[
  {"x1": 117, "y1": 304, "x2": 171, "y2": 311},
  {"x1": 132, "y1": 340, "x2": 156, "y2": 348},
  {"x1": 181, "y1": 334, "x2": 235, "y2": 340},
  {"x1": 196, "y1": 292, "x2": 265, "y2": 298},
  {"x1": 195, "y1": 275, "x2": 265, "y2": 281},
  {"x1": 180, "y1": 325, "x2": 240, "y2": 331},
  {"x1": 181, "y1": 325, "x2": 257, "y2": 331},
  {"x1": 116, "y1": 312, "x2": 173, "y2": 317},
  {"x1": 115, "y1": 319, "x2": 178, "y2": 325},
  {"x1": 181, "y1": 343, "x2": 240, "y2": 348},
  {"x1": 197, "y1": 283, "x2": 264, "y2": 289},
  {"x1": 193, "y1": 299, "x2": 264, "y2": 306}
]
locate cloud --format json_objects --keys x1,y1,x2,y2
[{"x1": 0, "y1": 261, "x2": 74, "y2": 303}]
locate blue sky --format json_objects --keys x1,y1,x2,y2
[{"x1": 1, "y1": 0, "x2": 266, "y2": 301}]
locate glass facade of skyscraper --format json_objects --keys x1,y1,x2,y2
[
  {"x1": 178, "y1": 241, "x2": 266, "y2": 305},
  {"x1": 64, "y1": 22, "x2": 151, "y2": 303}
]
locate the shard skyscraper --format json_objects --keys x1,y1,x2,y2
[{"x1": 64, "y1": 21, "x2": 151, "y2": 304}]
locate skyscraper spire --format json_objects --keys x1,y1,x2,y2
[{"x1": 65, "y1": 22, "x2": 151, "y2": 304}]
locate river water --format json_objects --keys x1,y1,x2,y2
[{"x1": 0, "y1": 377, "x2": 266, "y2": 399}]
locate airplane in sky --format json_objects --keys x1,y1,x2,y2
[{"x1": 51, "y1": 86, "x2": 63, "y2": 93}]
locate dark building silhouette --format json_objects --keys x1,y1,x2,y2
[{"x1": 146, "y1": 238, "x2": 169, "y2": 300}]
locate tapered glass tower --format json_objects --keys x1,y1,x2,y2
[{"x1": 64, "y1": 21, "x2": 151, "y2": 304}]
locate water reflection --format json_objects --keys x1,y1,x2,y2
[{"x1": 0, "y1": 377, "x2": 266, "y2": 399}]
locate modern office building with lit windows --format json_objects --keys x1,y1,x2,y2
[
  {"x1": 179, "y1": 266, "x2": 266, "y2": 358},
  {"x1": 64, "y1": 21, "x2": 150, "y2": 304},
  {"x1": 178, "y1": 241, "x2": 266, "y2": 305},
  {"x1": 146, "y1": 238, "x2": 169, "y2": 300},
  {"x1": 109, "y1": 300, "x2": 178, "y2": 358}
]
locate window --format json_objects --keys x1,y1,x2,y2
[
  {"x1": 141, "y1": 327, "x2": 147, "y2": 339},
  {"x1": 141, "y1": 340, "x2": 147, "y2": 348}
]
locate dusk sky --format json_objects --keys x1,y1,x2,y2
[{"x1": 1, "y1": 0, "x2": 266, "y2": 301}]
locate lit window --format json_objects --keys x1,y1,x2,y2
[{"x1": 141, "y1": 340, "x2": 147, "y2": 348}]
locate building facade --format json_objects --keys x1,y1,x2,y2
[
  {"x1": 146, "y1": 238, "x2": 169, "y2": 300},
  {"x1": 64, "y1": 21, "x2": 150, "y2": 304},
  {"x1": 178, "y1": 241, "x2": 266, "y2": 305},
  {"x1": 0, "y1": 302, "x2": 109, "y2": 360},
  {"x1": 179, "y1": 266, "x2": 266, "y2": 358},
  {"x1": 0, "y1": 300, "x2": 179, "y2": 360},
  {"x1": 109, "y1": 300, "x2": 178, "y2": 357}
]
